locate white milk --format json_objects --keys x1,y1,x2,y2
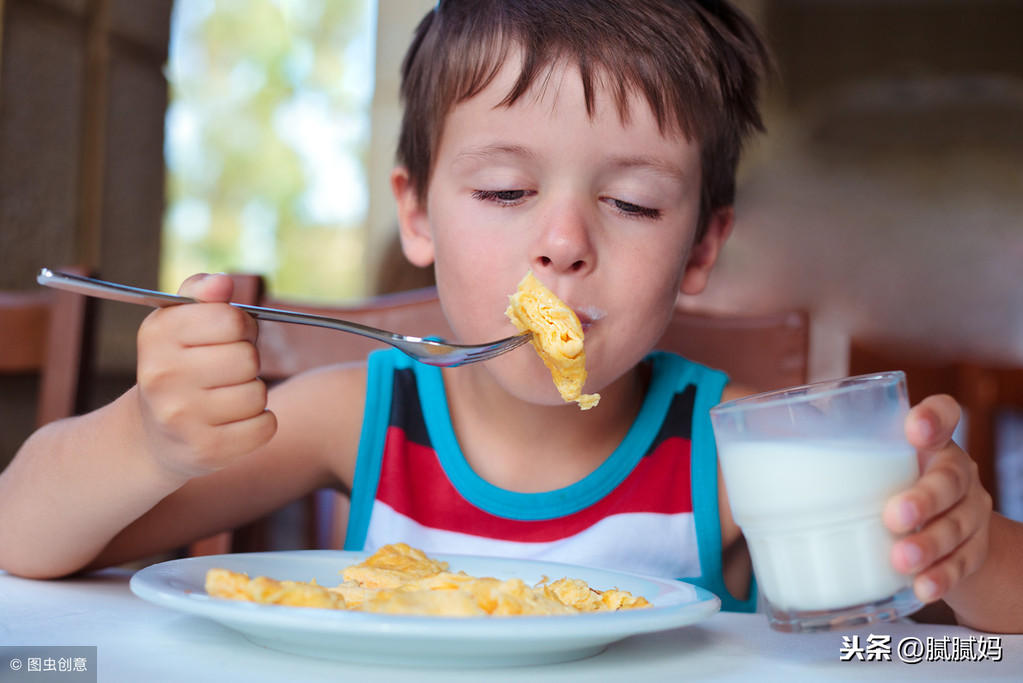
[{"x1": 719, "y1": 440, "x2": 919, "y2": 611}]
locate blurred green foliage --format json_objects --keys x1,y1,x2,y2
[{"x1": 163, "y1": 0, "x2": 373, "y2": 301}]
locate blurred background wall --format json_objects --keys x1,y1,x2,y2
[
  {"x1": 694, "y1": 0, "x2": 1023, "y2": 384},
  {"x1": 2, "y1": 1, "x2": 1022, "y2": 494}
]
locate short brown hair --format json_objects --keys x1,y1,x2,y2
[{"x1": 396, "y1": 0, "x2": 770, "y2": 237}]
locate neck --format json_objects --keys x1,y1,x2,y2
[{"x1": 441, "y1": 363, "x2": 649, "y2": 493}]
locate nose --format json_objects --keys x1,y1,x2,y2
[{"x1": 530, "y1": 199, "x2": 596, "y2": 277}]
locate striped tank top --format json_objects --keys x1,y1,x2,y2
[{"x1": 344, "y1": 348, "x2": 756, "y2": 612}]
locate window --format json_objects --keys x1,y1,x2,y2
[{"x1": 163, "y1": 0, "x2": 376, "y2": 300}]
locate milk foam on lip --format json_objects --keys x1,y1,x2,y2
[{"x1": 574, "y1": 306, "x2": 605, "y2": 330}]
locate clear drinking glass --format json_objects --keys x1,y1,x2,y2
[{"x1": 710, "y1": 372, "x2": 923, "y2": 633}]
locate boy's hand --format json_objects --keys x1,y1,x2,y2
[
  {"x1": 883, "y1": 395, "x2": 993, "y2": 604},
  {"x1": 135, "y1": 274, "x2": 277, "y2": 480}
]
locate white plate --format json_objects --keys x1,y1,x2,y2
[{"x1": 130, "y1": 550, "x2": 720, "y2": 667}]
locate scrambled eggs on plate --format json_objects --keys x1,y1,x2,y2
[{"x1": 205, "y1": 543, "x2": 649, "y2": 616}]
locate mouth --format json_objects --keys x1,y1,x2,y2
[{"x1": 574, "y1": 305, "x2": 606, "y2": 332}]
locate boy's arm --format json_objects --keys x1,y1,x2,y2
[
  {"x1": 0, "y1": 388, "x2": 194, "y2": 578},
  {"x1": 0, "y1": 274, "x2": 279, "y2": 578},
  {"x1": 885, "y1": 394, "x2": 1023, "y2": 633},
  {"x1": 0, "y1": 368, "x2": 360, "y2": 577},
  {"x1": 83, "y1": 363, "x2": 366, "y2": 570},
  {"x1": 942, "y1": 512, "x2": 1023, "y2": 632}
]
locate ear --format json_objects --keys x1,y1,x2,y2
[
  {"x1": 679, "y1": 205, "x2": 734, "y2": 296},
  {"x1": 391, "y1": 166, "x2": 435, "y2": 267}
]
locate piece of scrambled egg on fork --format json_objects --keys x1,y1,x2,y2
[{"x1": 505, "y1": 272, "x2": 600, "y2": 410}]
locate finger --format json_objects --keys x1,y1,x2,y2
[
  {"x1": 152, "y1": 303, "x2": 258, "y2": 348},
  {"x1": 169, "y1": 341, "x2": 261, "y2": 388},
  {"x1": 904, "y1": 394, "x2": 961, "y2": 455},
  {"x1": 908, "y1": 524, "x2": 989, "y2": 603},
  {"x1": 203, "y1": 380, "x2": 271, "y2": 427},
  {"x1": 214, "y1": 409, "x2": 278, "y2": 461},
  {"x1": 890, "y1": 482, "x2": 990, "y2": 574},
  {"x1": 883, "y1": 447, "x2": 975, "y2": 534},
  {"x1": 183, "y1": 341, "x2": 261, "y2": 389},
  {"x1": 177, "y1": 273, "x2": 235, "y2": 303},
  {"x1": 139, "y1": 295, "x2": 257, "y2": 352},
  {"x1": 140, "y1": 375, "x2": 266, "y2": 431},
  {"x1": 175, "y1": 409, "x2": 279, "y2": 473}
]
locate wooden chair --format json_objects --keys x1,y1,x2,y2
[
  {"x1": 849, "y1": 339, "x2": 1023, "y2": 512},
  {"x1": 0, "y1": 265, "x2": 94, "y2": 430},
  {"x1": 255, "y1": 283, "x2": 455, "y2": 378},
  {"x1": 657, "y1": 306, "x2": 809, "y2": 393},
  {"x1": 190, "y1": 276, "x2": 810, "y2": 555}
]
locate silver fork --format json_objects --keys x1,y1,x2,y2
[{"x1": 37, "y1": 268, "x2": 531, "y2": 367}]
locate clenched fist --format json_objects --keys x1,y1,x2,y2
[{"x1": 135, "y1": 273, "x2": 277, "y2": 479}]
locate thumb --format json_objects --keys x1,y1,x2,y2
[{"x1": 176, "y1": 273, "x2": 235, "y2": 303}]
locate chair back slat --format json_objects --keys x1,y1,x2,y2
[
  {"x1": 0, "y1": 266, "x2": 93, "y2": 431},
  {"x1": 256, "y1": 287, "x2": 453, "y2": 379},
  {"x1": 659, "y1": 307, "x2": 810, "y2": 392},
  {"x1": 0, "y1": 293, "x2": 50, "y2": 372},
  {"x1": 849, "y1": 339, "x2": 1023, "y2": 512}
]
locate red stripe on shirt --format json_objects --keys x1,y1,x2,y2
[{"x1": 375, "y1": 426, "x2": 693, "y2": 543}]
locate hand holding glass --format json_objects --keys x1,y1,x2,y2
[{"x1": 710, "y1": 372, "x2": 923, "y2": 633}]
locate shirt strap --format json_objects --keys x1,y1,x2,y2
[
  {"x1": 686, "y1": 361, "x2": 759, "y2": 613},
  {"x1": 344, "y1": 349, "x2": 403, "y2": 549}
]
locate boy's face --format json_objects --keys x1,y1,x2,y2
[{"x1": 394, "y1": 51, "x2": 731, "y2": 406}]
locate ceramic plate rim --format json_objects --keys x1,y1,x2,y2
[{"x1": 130, "y1": 550, "x2": 720, "y2": 664}]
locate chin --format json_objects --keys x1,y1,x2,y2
[{"x1": 481, "y1": 352, "x2": 566, "y2": 406}]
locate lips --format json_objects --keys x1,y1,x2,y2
[{"x1": 573, "y1": 305, "x2": 606, "y2": 332}]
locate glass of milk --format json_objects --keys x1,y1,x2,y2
[{"x1": 710, "y1": 372, "x2": 923, "y2": 633}]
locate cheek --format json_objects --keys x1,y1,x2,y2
[
  {"x1": 616, "y1": 285, "x2": 678, "y2": 353},
  {"x1": 591, "y1": 254, "x2": 685, "y2": 359},
  {"x1": 432, "y1": 244, "x2": 521, "y2": 344},
  {"x1": 429, "y1": 199, "x2": 508, "y2": 280}
]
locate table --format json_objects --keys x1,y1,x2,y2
[{"x1": 2, "y1": 568, "x2": 1020, "y2": 682}]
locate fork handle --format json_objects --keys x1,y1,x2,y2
[{"x1": 37, "y1": 268, "x2": 401, "y2": 343}]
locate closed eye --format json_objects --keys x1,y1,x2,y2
[
  {"x1": 604, "y1": 197, "x2": 661, "y2": 220},
  {"x1": 472, "y1": 189, "x2": 534, "y2": 205}
]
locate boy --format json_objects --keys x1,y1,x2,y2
[{"x1": 1, "y1": 0, "x2": 1020, "y2": 630}]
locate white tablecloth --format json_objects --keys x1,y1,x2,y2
[{"x1": 2, "y1": 568, "x2": 1021, "y2": 681}]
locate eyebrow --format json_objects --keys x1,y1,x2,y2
[
  {"x1": 453, "y1": 145, "x2": 686, "y2": 179},
  {"x1": 451, "y1": 144, "x2": 538, "y2": 168},
  {"x1": 604, "y1": 153, "x2": 688, "y2": 182}
]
